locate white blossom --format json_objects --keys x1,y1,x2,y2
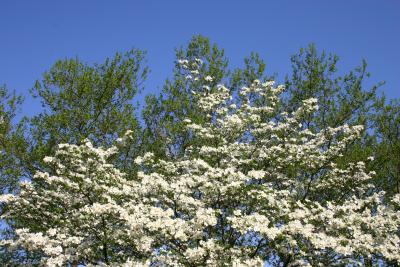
[{"x1": 1, "y1": 73, "x2": 399, "y2": 266}]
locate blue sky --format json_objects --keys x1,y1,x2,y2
[{"x1": 1, "y1": 1, "x2": 399, "y2": 116}]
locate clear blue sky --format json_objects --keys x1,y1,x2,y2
[{"x1": 1, "y1": 1, "x2": 399, "y2": 116}]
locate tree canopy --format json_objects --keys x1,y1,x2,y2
[{"x1": 1, "y1": 36, "x2": 399, "y2": 266}]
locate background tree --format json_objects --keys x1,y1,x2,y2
[
  {"x1": 372, "y1": 98, "x2": 400, "y2": 196},
  {"x1": 0, "y1": 85, "x2": 26, "y2": 194},
  {"x1": 0, "y1": 86, "x2": 28, "y2": 265},
  {"x1": 285, "y1": 44, "x2": 380, "y2": 151},
  {"x1": 282, "y1": 44, "x2": 400, "y2": 204},
  {"x1": 142, "y1": 35, "x2": 229, "y2": 159},
  {"x1": 142, "y1": 35, "x2": 274, "y2": 161},
  {"x1": 0, "y1": 49, "x2": 148, "y2": 265},
  {"x1": 22, "y1": 48, "x2": 148, "y2": 178}
]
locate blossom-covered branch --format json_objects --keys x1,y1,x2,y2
[{"x1": 1, "y1": 58, "x2": 399, "y2": 266}]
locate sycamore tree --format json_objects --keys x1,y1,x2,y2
[{"x1": 1, "y1": 59, "x2": 399, "y2": 266}]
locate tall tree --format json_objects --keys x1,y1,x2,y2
[
  {"x1": 285, "y1": 44, "x2": 381, "y2": 130},
  {"x1": 0, "y1": 85, "x2": 26, "y2": 193},
  {"x1": 23, "y1": 48, "x2": 148, "y2": 178},
  {"x1": 372, "y1": 98, "x2": 400, "y2": 196},
  {"x1": 142, "y1": 35, "x2": 229, "y2": 159},
  {"x1": 142, "y1": 35, "x2": 272, "y2": 160},
  {"x1": 0, "y1": 49, "x2": 148, "y2": 265},
  {"x1": 0, "y1": 85, "x2": 28, "y2": 265}
]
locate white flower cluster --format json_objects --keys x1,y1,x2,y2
[
  {"x1": 178, "y1": 57, "x2": 217, "y2": 86},
  {"x1": 1, "y1": 70, "x2": 399, "y2": 266}
]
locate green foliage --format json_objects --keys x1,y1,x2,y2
[
  {"x1": 231, "y1": 51, "x2": 269, "y2": 91},
  {"x1": 142, "y1": 35, "x2": 274, "y2": 160},
  {"x1": 282, "y1": 44, "x2": 387, "y2": 201},
  {"x1": 25, "y1": 49, "x2": 148, "y2": 177},
  {"x1": 142, "y1": 35, "x2": 229, "y2": 159},
  {"x1": 0, "y1": 86, "x2": 28, "y2": 265},
  {"x1": 285, "y1": 44, "x2": 382, "y2": 130},
  {"x1": 0, "y1": 85, "x2": 26, "y2": 193},
  {"x1": 373, "y1": 98, "x2": 400, "y2": 196}
]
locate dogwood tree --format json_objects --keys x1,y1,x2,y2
[{"x1": 1, "y1": 59, "x2": 399, "y2": 266}]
